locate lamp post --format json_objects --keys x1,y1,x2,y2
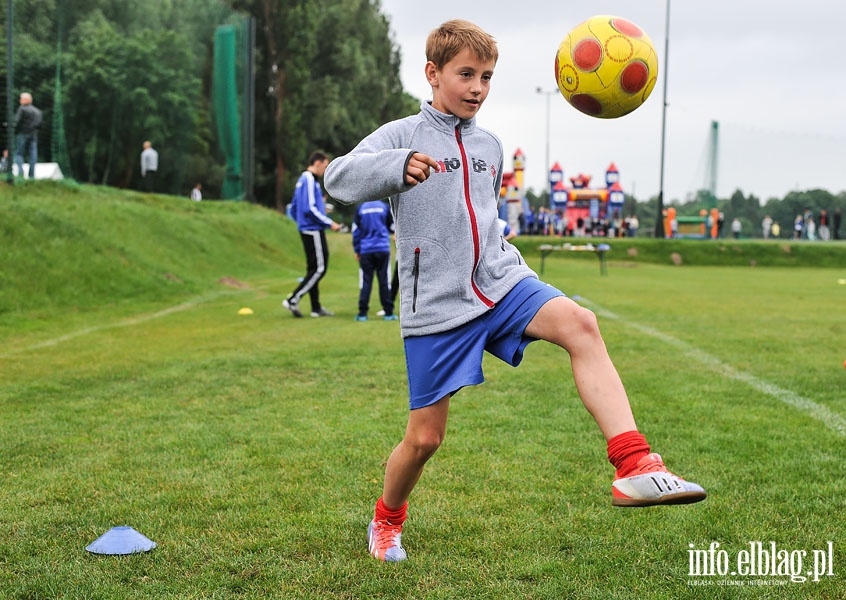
[
  {"x1": 536, "y1": 87, "x2": 556, "y2": 204},
  {"x1": 655, "y1": 0, "x2": 671, "y2": 238}
]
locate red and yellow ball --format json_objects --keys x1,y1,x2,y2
[{"x1": 555, "y1": 15, "x2": 658, "y2": 119}]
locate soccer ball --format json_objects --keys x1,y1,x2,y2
[{"x1": 554, "y1": 15, "x2": 658, "y2": 119}]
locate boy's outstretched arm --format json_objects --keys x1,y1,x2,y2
[
  {"x1": 325, "y1": 121, "x2": 439, "y2": 204},
  {"x1": 324, "y1": 143, "x2": 418, "y2": 205}
]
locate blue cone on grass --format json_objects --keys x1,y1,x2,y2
[{"x1": 85, "y1": 526, "x2": 157, "y2": 555}]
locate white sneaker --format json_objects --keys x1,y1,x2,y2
[
  {"x1": 367, "y1": 518, "x2": 407, "y2": 562},
  {"x1": 612, "y1": 453, "x2": 707, "y2": 507}
]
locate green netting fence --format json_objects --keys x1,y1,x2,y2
[{"x1": 213, "y1": 23, "x2": 242, "y2": 200}]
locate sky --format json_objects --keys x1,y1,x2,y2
[{"x1": 377, "y1": 0, "x2": 846, "y2": 204}]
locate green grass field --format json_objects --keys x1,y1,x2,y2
[{"x1": 1, "y1": 183, "x2": 845, "y2": 598}]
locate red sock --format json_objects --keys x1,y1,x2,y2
[
  {"x1": 375, "y1": 497, "x2": 408, "y2": 526},
  {"x1": 607, "y1": 430, "x2": 651, "y2": 478}
]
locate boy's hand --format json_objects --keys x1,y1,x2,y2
[{"x1": 405, "y1": 153, "x2": 440, "y2": 185}]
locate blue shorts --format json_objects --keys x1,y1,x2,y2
[{"x1": 403, "y1": 277, "x2": 565, "y2": 409}]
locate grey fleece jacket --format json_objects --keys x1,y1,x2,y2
[{"x1": 325, "y1": 102, "x2": 537, "y2": 338}]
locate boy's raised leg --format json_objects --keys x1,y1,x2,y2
[{"x1": 525, "y1": 296, "x2": 706, "y2": 506}]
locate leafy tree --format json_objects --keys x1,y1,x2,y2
[
  {"x1": 63, "y1": 11, "x2": 200, "y2": 190},
  {"x1": 227, "y1": 0, "x2": 417, "y2": 210},
  {"x1": 1, "y1": 0, "x2": 228, "y2": 194}
]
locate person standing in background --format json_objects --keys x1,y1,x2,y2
[
  {"x1": 352, "y1": 200, "x2": 397, "y2": 321},
  {"x1": 761, "y1": 215, "x2": 773, "y2": 239},
  {"x1": 13, "y1": 93, "x2": 42, "y2": 179},
  {"x1": 818, "y1": 210, "x2": 830, "y2": 241},
  {"x1": 283, "y1": 151, "x2": 341, "y2": 318},
  {"x1": 731, "y1": 218, "x2": 742, "y2": 239},
  {"x1": 0, "y1": 149, "x2": 10, "y2": 175},
  {"x1": 140, "y1": 141, "x2": 158, "y2": 192}
]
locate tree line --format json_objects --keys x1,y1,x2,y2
[
  {"x1": 4, "y1": 0, "x2": 844, "y2": 230},
  {"x1": 3, "y1": 0, "x2": 417, "y2": 212}
]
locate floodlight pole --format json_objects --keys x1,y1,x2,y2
[
  {"x1": 536, "y1": 87, "x2": 556, "y2": 203},
  {"x1": 655, "y1": 0, "x2": 671, "y2": 239}
]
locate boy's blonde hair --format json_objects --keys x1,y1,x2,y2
[{"x1": 425, "y1": 20, "x2": 498, "y2": 68}]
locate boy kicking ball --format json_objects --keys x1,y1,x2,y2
[{"x1": 324, "y1": 19, "x2": 705, "y2": 563}]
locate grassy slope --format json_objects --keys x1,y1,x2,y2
[{"x1": 0, "y1": 181, "x2": 303, "y2": 332}]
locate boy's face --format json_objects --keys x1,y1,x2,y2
[{"x1": 426, "y1": 48, "x2": 495, "y2": 120}]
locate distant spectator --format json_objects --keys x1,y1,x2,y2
[
  {"x1": 523, "y1": 207, "x2": 535, "y2": 235},
  {"x1": 612, "y1": 215, "x2": 623, "y2": 238},
  {"x1": 537, "y1": 207, "x2": 551, "y2": 236},
  {"x1": 13, "y1": 92, "x2": 42, "y2": 179},
  {"x1": 191, "y1": 183, "x2": 203, "y2": 202},
  {"x1": 554, "y1": 211, "x2": 565, "y2": 236},
  {"x1": 793, "y1": 214, "x2": 803, "y2": 240},
  {"x1": 0, "y1": 149, "x2": 9, "y2": 174},
  {"x1": 762, "y1": 215, "x2": 773, "y2": 239},
  {"x1": 627, "y1": 214, "x2": 639, "y2": 238},
  {"x1": 802, "y1": 208, "x2": 813, "y2": 239},
  {"x1": 833, "y1": 208, "x2": 842, "y2": 240},
  {"x1": 806, "y1": 217, "x2": 816, "y2": 241},
  {"x1": 140, "y1": 141, "x2": 158, "y2": 192},
  {"x1": 818, "y1": 210, "x2": 830, "y2": 241},
  {"x1": 731, "y1": 218, "x2": 742, "y2": 239},
  {"x1": 717, "y1": 212, "x2": 725, "y2": 238}
]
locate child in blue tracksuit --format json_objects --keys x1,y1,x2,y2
[
  {"x1": 352, "y1": 200, "x2": 396, "y2": 321},
  {"x1": 324, "y1": 19, "x2": 706, "y2": 563}
]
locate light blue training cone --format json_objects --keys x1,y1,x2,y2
[{"x1": 85, "y1": 526, "x2": 157, "y2": 555}]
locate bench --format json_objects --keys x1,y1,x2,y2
[{"x1": 538, "y1": 243, "x2": 611, "y2": 276}]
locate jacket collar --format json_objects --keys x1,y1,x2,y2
[{"x1": 420, "y1": 101, "x2": 476, "y2": 135}]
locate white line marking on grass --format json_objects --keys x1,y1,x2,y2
[
  {"x1": 3, "y1": 292, "x2": 233, "y2": 358},
  {"x1": 578, "y1": 296, "x2": 846, "y2": 437}
]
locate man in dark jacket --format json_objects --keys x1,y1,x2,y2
[{"x1": 13, "y1": 93, "x2": 42, "y2": 179}]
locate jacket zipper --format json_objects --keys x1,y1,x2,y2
[
  {"x1": 412, "y1": 247, "x2": 420, "y2": 313},
  {"x1": 455, "y1": 125, "x2": 494, "y2": 308}
]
